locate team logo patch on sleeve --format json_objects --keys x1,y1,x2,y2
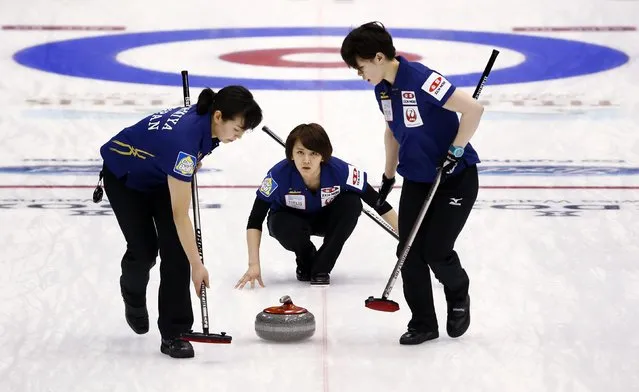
[
  {"x1": 346, "y1": 165, "x2": 365, "y2": 190},
  {"x1": 173, "y1": 151, "x2": 196, "y2": 177},
  {"x1": 259, "y1": 176, "x2": 278, "y2": 197},
  {"x1": 422, "y1": 72, "x2": 451, "y2": 101}
]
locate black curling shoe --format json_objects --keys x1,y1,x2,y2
[
  {"x1": 160, "y1": 338, "x2": 195, "y2": 358},
  {"x1": 310, "y1": 273, "x2": 330, "y2": 285},
  {"x1": 447, "y1": 295, "x2": 470, "y2": 338},
  {"x1": 120, "y1": 277, "x2": 148, "y2": 335},
  {"x1": 124, "y1": 302, "x2": 149, "y2": 334},
  {"x1": 296, "y1": 267, "x2": 311, "y2": 282},
  {"x1": 399, "y1": 329, "x2": 439, "y2": 345}
]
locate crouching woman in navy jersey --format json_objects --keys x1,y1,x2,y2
[
  {"x1": 235, "y1": 123, "x2": 398, "y2": 288},
  {"x1": 99, "y1": 86, "x2": 262, "y2": 358},
  {"x1": 341, "y1": 22, "x2": 485, "y2": 345}
]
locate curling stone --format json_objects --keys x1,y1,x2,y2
[{"x1": 255, "y1": 295, "x2": 315, "y2": 342}]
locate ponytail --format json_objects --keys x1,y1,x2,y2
[
  {"x1": 196, "y1": 88, "x2": 216, "y2": 115},
  {"x1": 194, "y1": 85, "x2": 263, "y2": 130}
]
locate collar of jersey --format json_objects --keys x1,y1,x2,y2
[
  {"x1": 210, "y1": 137, "x2": 220, "y2": 152},
  {"x1": 379, "y1": 56, "x2": 411, "y2": 92}
]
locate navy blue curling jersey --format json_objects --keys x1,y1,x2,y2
[
  {"x1": 256, "y1": 157, "x2": 367, "y2": 214},
  {"x1": 375, "y1": 56, "x2": 480, "y2": 183},
  {"x1": 100, "y1": 105, "x2": 219, "y2": 191}
]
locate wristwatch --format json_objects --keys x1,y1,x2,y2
[{"x1": 449, "y1": 145, "x2": 465, "y2": 158}]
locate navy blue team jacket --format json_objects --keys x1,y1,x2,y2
[
  {"x1": 100, "y1": 106, "x2": 219, "y2": 191},
  {"x1": 374, "y1": 56, "x2": 480, "y2": 183},
  {"x1": 256, "y1": 157, "x2": 367, "y2": 214}
]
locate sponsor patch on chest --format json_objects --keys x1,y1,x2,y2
[
  {"x1": 381, "y1": 99, "x2": 393, "y2": 121},
  {"x1": 401, "y1": 91, "x2": 417, "y2": 105},
  {"x1": 403, "y1": 106, "x2": 424, "y2": 128},
  {"x1": 320, "y1": 186, "x2": 341, "y2": 207},
  {"x1": 285, "y1": 194, "x2": 306, "y2": 210}
]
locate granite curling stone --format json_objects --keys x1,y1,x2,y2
[{"x1": 255, "y1": 295, "x2": 316, "y2": 342}]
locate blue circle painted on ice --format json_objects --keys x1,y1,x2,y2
[{"x1": 13, "y1": 27, "x2": 629, "y2": 90}]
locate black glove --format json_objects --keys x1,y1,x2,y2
[
  {"x1": 443, "y1": 150, "x2": 459, "y2": 172},
  {"x1": 376, "y1": 173, "x2": 395, "y2": 208},
  {"x1": 440, "y1": 150, "x2": 460, "y2": 181}
]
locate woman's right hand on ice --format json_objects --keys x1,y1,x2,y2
[
  {"x1": 191, "y1": 263, "x2": 210, "y2": 297},
  {"x1": 235, "y1": 264, "x2": 265, "y2": 289}
]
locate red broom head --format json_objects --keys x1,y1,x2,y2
[{"x1": 365, "y1": 296, "x2": 400, "y2": 312}]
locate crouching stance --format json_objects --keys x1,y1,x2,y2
[{"x1": 236, "y1": 123, "x2": 398, "y2": 288}]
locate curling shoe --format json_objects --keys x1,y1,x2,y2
[
  {"x1": 295, "y1": 250, "x2": 315, "y2": 282},
  {"x1": 447, "y1": 295, "x2": 470, "y2": 338},
  {"x1": 296, "y1": 267, "x2": 311, "y2": 282},
  {"x1": 160, "y1": 338, "x2": 195, "y2": 359},
  {"x1": 399, "y1": 328, "x2": 439, "y2": 345},
  {"x1": 121, "y1": 279, "x2": 148, "y2": 334},
  {"x1": 124, "y1": 302, "x2": 149, "y2": 334},
  {"x1": 310, "y1": 273, "x2": 330, "y2": 286}
]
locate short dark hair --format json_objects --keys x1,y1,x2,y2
[
  {"x1": 195, "y1": 86, "x2": 263, "y2": 131},
  {"x1": 285, "y1": 123, "x2": 333, "y2": 161},
  {"x1": 340, "y1": 21, "x2": 396, "y2": 69}
]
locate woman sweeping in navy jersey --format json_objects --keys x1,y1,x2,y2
[
  {"x1": 340, "y1": 22, "x2": 485, "y2": 345},
  {"x1": 98, "y1": 86, "x2": 262, "y2": 358},
  {"x1": 235, "y1": 123, "x2": 399, "y2": 288}
]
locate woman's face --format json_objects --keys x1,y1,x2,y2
[
  {"x1": 291, "y1": 139, "x2": 322, "y2": 176},
  {"x1": 355, "y1": 54, "x2": 385, "y2": 85},
  {"x1": 212, "y1": 111, "x2": 246, "y2": 143}
]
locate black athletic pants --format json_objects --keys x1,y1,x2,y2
[
  {"x1": 102, "y1": 166, "x2": 193, "y2": 340},
  {"x1": 398, "y1": 165, "x2": 478, "y2": 333},
  {"x1": 267, "y1": 192, "x2": 362, "y2": 275}
]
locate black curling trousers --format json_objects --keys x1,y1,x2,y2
[
  {"x1": 398, "y1": 165, "x2": 478, "y2": 333},
  {"x1": 267, "y1": 192, "x2": 362, "y2": 275},
  {"x1": 102, "y1": 166, "x2": 193, "y2": 340}
]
